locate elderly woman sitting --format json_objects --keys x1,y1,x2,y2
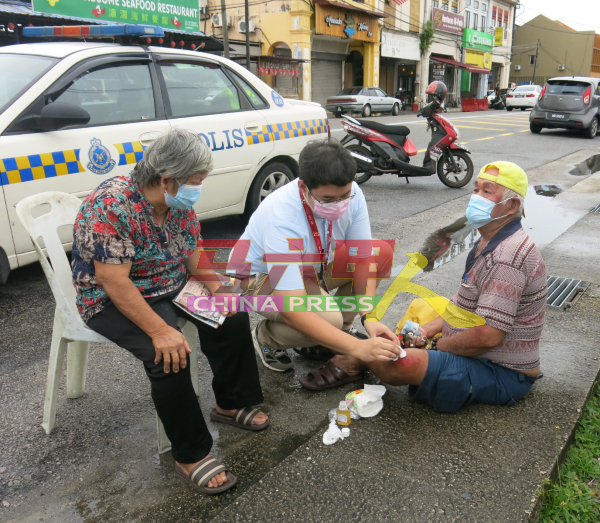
[{"x1": 71, "y1": 129, "x2": 267, "y2": 495}]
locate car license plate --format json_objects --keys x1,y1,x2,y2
[
  {"x1": 516, "y1": 95, "x2": 524, "y2": 98},
  {"x1": 549, "y1": 113, "x2": 567, "y2": 120}
]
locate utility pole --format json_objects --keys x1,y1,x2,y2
[
  {"x1": 220, "y1": 0, "x2": 229, "y2": 58},
  {"x1": 532, "y1": 39, "x2": 539, "y2": 84},
  {"x1": 244, "y1": 0, "x2": 250, "y2": 71}
]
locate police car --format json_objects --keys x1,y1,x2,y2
[{"x1": 0, "y1": 24, "x2": 329, "y2": 283}]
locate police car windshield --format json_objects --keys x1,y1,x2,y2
[{"x1": 0, "y1": 54, "x2": 59, "y2": 115}]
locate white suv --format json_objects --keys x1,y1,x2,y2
[{"x1": 0, "y1": 34, "x2": 328, "y2": 282}]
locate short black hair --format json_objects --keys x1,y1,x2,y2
[{"x1": 298, "y1": 139, "x2": 356, "y2": 190}]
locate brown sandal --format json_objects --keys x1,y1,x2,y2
[
  {"x1": 175, "y1": 456, "x2": 237, "y2": 495},
  {"x1": 210, "y1": 407, "x2": 270, "y2": 431},
  {"x1": 299, "y1": 360, "x2": 364, "y2": 391}
]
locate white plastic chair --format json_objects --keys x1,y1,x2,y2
[{"x1": 16, "y1": 191, "x2": 199, "y2": 454}]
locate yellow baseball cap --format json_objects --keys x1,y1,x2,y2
[{"x1": 477, "y1": 161, "x2": 528, "y2": 197}]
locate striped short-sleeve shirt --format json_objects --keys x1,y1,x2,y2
[{"x1": 443, "y1": 222, "x2": 547, "y2": 371}]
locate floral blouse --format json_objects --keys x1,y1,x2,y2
[{"x1": 71, "y1": 173, "x2": 201, "y2": 322}]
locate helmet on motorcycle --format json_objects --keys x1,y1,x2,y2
[{"x1": 425, "y1": 81, "x2": 448, "y2": 103}]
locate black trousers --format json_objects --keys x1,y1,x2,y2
[{"x1": 87, "y1": 288, "x2": 264, "y2": 463}]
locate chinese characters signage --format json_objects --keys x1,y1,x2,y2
[
  {"x1": 432, "y1": 63, "x2": 445, "y2": 81},
  {"x1": 258, "y1": 58, "x2": 301, "y2": 78},
  {"x1": 315, "y1": 5, "x2": 379, "y2": 43},
  {"x1": 32, "y1": 0, "x2": 200, "y2": 33},
  {"x1": 432, "y1": 7, "x2": 464, "y2": 35}
]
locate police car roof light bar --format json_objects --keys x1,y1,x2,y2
[{"x1": 23, "y1": 24, "x2": 165, "y2": 38}]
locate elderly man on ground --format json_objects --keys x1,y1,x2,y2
[{"x1": 315, "y1": 161, "x2": 547, "y2": 412}]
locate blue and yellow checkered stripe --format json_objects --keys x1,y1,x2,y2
[
  {"x1": 0, "y1": 149, "x2": 84, "y2": 186},
  {"x1": 115, "y1": 141, "x2": 145, "y2": 166},
  {"x1": 246, "y1": 118, "x2": 328, "y2": 145}
]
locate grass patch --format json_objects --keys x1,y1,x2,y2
[{"x1": 541, "y1": 389, "x2": 600, "y2": 522}]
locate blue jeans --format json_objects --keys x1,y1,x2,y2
[{"x1": 408, "y1": 350, "x2": 542, "y2": 413}]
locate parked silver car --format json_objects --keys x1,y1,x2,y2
[
  {"x1": 326, "y1": 87, "x2": 401, "y2": 118},
  {"x1": 530, "y1": 77, "x2": 600, "y2": 138}
]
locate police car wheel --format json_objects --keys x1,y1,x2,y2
[{"x1": 244, "y1": 162, "x2": 294, "y2": 219}]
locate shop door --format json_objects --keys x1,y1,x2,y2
[{"x1": 311, "y1": 59, "x2": 343, "y2": 108}]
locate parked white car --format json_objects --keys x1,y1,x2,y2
[
  {"x1": 506, "y1": 85, "x2": 542, "y2": 111},
  {"x1": 0, "y1": 25, "x2": 329, "y2": 282}
]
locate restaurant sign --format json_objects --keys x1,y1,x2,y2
[
  {"x1": 315, "y1": 4, "x2": 379, "y2": 43},
  {"x1": 432, "y1": 8, "x2": 464, "y2": 35},
  {"x1": 31, "y1": 0, "x2": 200, "y2": 33}
]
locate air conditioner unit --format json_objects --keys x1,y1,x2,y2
[
  {"x1": 558, "y1": 64, "x2": 566, "y2": 71},
  {"x1": 238, "y1": 20, "x2": 255, "y2": 33},
  {"x1": 514, "y1": 65, "x2": 521, "y2": 71},
  {"x1": 212, "y1": 12, "x2": 231, "y2": 27}
]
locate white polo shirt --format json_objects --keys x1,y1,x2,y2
[{"x1": 238, "y1": 178, "x2": 372, "y2": 291}]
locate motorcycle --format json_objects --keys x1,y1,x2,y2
[{"x1": 340, "y1": 97, "x2": 474, "y2": 188}]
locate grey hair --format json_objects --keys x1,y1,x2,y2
[
  {"x1": 502, "y1": 186, "x2": 524, "y2": 218},
  {"x1": 133, "y1": 128, "x2": 213, "y2": 187}
]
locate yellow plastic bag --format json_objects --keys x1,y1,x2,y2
[{"x1": 395, "y1": 297, "x2": 447, "y2": 337}]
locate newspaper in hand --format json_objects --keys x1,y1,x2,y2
[{"x1": 172, "y1": 281, "x2": 226, "y2": 329}]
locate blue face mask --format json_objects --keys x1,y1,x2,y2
[
  {"x1": 466, "y1": 194, "x2": 512, "y2": 228},
  {"x1": 164, "y1": 181, "x2": 203, "y2": 210}
]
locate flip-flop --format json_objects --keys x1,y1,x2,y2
[
  {"x1": 175, "y1": 456, "x2": 237, "y2": 495},
  {"x1": 299, "y1": 360, "x2": 364, "y2": 391},
  {"x1": 210, "y1": 407, "x2": 270, "y2": 432}
]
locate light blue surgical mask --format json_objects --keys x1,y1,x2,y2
[
  {"x1": 164, "y1": 181, "x2": 203, "y2": 210},
  {"x1": 466, "y1": 194, "x2": 512, "y2": 228}
]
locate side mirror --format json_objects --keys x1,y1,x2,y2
[{"x1": 18, "y1": 102, "x2": 91, "y2": 131}]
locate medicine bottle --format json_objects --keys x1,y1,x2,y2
[{"x1": 336, "y1": 400, "x2": 351, "y2": 427}]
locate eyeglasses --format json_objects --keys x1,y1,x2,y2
[{"x1": 308, "y1": 190, "x2": 355, "y2": 205}]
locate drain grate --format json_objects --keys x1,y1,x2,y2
[
  {"x1": 592, "y1": 203, "x2": 600, "y2": 213},
  {"x1": 547, "y1": 276, "x2": 590, "y2": 310}
]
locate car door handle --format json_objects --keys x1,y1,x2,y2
[{"x1": 245, "y1": 121, "x2": 262, "y2": 133}]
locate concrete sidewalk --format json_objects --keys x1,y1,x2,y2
[{"x1": 210, "y1": 155, "x2": 600, "y2": 523}]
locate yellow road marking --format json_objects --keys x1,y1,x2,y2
[
  {"x1": 476, "y1": 137, "x2": 495, "y2": 141},
  {"x1": 519, "y1": 129, "x2": 530, "y2": 132},
  {"x1": 457, "y1": 120, "x2": 528, "y2": 127},
  {"x1": 499, "y1": 133, "x2": 514, "y2": 136},
  {"x1": 454, "y1": 124, "x2": 507, "y2": 131},
  {"x1": 417, "y1": 149, "x2": 427, "y2": 153}
]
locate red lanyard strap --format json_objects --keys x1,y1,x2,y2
[{"x1": 299, "y1": 187, "x2": 332, "y2": 278}]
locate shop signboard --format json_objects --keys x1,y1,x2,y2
[
  {"x1": 494, "y1": 27, "x2": 504, "y2": 46},
  {"x1": 315, "y1": 5, "x2": 379, "y2": 43},
  {"x1": 465, "y1": 49, "x2": 492, "y2": 70},
  {"x1": 432, "y1": 8, "x2": 464, "y2": 35},
  {"x1": 381, "y1": 30, "x2": 420, "y2": 61},
  {"x1": 431, "y1": 62, "x2": 445, "y2": 81},
  {"x1": 31, "y1": 0, "x2": 200, "y2": 32},
  {"x1": 463, "y1": 28, "x2": 494, "y2": 52}
]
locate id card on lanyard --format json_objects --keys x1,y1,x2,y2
[{"x1": 299, "y1": 187, "x2": 332, "y2": 291}]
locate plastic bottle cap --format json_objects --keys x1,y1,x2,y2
[
  {"x1": 339, "y1": 400, "x2": 347, "y2": 410},
  {"x1": 341, "y1": 427, "x2": 350, "y2": 437}
]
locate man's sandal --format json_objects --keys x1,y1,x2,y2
[
  {"x1": 210, "y1": 407, "x2": 270, "y2": 432},
  {"x1": 298, "y1": 360, "x2": 364, "y2": 391},
  {"x1": 175, "y1": 456, "x2": 237, "y2": 495}
]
